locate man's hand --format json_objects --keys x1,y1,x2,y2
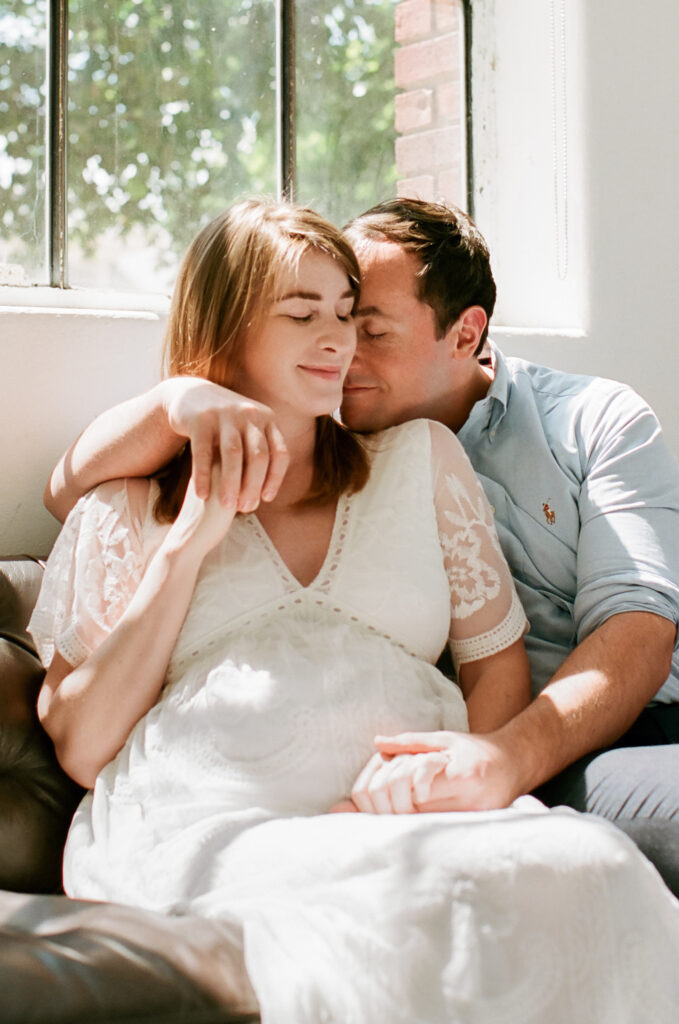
[
  {"x1": 163, "y1": 377, "x2": 290, "y2": 511},
  {"x1": 350, "y1": 731, "x2": 520, "y2": 814}
]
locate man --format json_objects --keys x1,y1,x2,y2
[{"x1": 46, "y1": 198, "x2": 679, "y2": 893}]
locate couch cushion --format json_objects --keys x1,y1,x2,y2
[{"x1": 0, "y1": 889, "x2": 259, "y2": 1023}]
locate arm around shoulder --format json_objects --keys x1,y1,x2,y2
[
  {"x1": 44, "y1": 377, "x2": 289, "y2": 523},
  {"x1": 44, "y1": 380, "x2": 187, "y2": 522}
]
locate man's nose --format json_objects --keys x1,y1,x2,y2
[{"x1": 351, "y1": 333, "x2": 371, "y2": 361}]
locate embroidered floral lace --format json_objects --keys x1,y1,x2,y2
[{"x1": 28, "y1": 419, "x2": 679, "y2": 1024}]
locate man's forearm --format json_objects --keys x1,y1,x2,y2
[
  {"x1": 495, "y1": 611, "x2": 676, "y2": 797},
  {"x1": 360, "y1": 611, "x2": 676, "y2": 813},
  {"x1": 45, "y1": 377, "x2": 289, "y2": 523},
  {"x1": 45, "y1": 381, "x2": 183, "y2": 522}
]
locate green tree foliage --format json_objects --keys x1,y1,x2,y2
[
  {"x1": 296, "y1": 0, "x2": 398, "y2": 227},
  {"x1": 67, "y1": 0, "x2": 278, "y2": 269},
  {"x1": 0, "y1": 0, "x2": 48, "y2": 280},
  {"x1": 1, "y1": 0, "x2": 397, "y2": 286}
]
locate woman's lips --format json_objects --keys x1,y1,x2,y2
[{"x1": 299, "y1": 365, "x2": 343, "y2": 381}]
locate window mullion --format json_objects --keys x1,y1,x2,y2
[
  {"x1": 275, "y1": 0, "x2": 295, "y2": 201},
  {"x1": 462, "y1": 0, "x2": 474, "y2": 218},
  {"x1": 47, "y1": 0, "x2": 68, "y2": 287}
]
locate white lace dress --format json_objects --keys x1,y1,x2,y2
[{"x1": 30, "y1": 419, "x2": 679, "y2": 1024}]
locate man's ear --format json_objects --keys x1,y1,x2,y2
[{"x1": 448, "y1": 306, "x2": 488, "y2": 360}]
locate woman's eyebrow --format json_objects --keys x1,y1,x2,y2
[{"x1": 276, "y1": 288, "x2": 355, "y2": 302}]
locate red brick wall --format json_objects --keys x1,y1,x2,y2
[{"x1": 394, "y1": 0, "x2": 466, "y2": 207}]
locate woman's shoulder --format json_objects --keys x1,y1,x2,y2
[
  {"x1": 422, "y1": 419, "x2": 470, "y2": 462},
  {"x1": 74, "y1": 477, "x2": 160, "y2": 533},
  {"x1": 354, "y1": 420, "x2": 469, "y2": 500},
  {"x1": 361, "y1": 418, "x2": 465, "y2": 462},
  {"x1": 361, "y1": 417, "x2": 434, "y2": 448},
  {"x1": 363, "y1": 421, "x2": 481, "y2": 503}
]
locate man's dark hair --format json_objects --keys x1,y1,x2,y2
[{"x1": 345, "y1": 198, "x2": 496, "y2": 355}]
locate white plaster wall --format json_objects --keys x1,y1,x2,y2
[
  {"x1": 0, "y1": 299, "x2": 164, "y2": 555},
  {"x1": 473, "y1": 0, "x2": 679, "y2": 456},
  {"x1": 578, "y1": 0, "x2": 679, "y2": 453}
]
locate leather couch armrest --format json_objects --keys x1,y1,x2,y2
[
  {"x1": 0, "y1": 558, "x2": 84, "y2": 893},
  {"x1": 0, "y1": 890, "x2": 259, "y2": 1024}
]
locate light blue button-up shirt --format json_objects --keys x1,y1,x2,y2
[{"x1": 458, "y1": 343, "x2": 679, "y2": 701}]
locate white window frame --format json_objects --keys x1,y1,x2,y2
[{"x1": 469, "y1": 0, "x2": 587, "y2": 338}]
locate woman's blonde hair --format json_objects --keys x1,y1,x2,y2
[{"x1": 154, "y1": 198, "x2": 369, "y2": 521}]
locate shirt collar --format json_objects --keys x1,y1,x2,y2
[{"x1": 462, "y1": 339, "x2": 511, "y2": 438}]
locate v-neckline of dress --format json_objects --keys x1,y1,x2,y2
[{"x1": 247, "y1": 490, "x2": 354, "y2": 592}]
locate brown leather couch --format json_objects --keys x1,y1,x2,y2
[{"x1": 0, "y1": 557, "x2": 259, "y2": 1024}]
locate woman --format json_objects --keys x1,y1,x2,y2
[{"x1": 30, "y1": 200, "x2": 679, "y2": 1023}]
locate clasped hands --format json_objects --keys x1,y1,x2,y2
[{"x1": 331, "y1": 730, "x2": 516, "y2": 815}]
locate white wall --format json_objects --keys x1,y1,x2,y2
[
  {"x1": 2, "y1": 0, "x2": 679, "y2": 553},
  {"x1": 0, "y1": 296, "x2": 164, "y2": 555},
  {"x1": 472, "y1": 0, "x2": 679, "y2": 454}
]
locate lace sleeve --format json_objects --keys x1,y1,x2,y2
[
  {"x1": 28, "y1": 478, "x2": 152, "y2": 668},
  {"x1": 428, "y1": 421, "x2": 528, "y2": 670}
]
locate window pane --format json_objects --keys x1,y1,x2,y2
[
  {"x1": 0, "y1": 0, "x2": 47, "y2": 285},
  {"x1": 295, "y1": 0, "x2": 466, "y2": 228},
  {"x1": 67, "y1": 0, "x2": 276, "y2": 293}
]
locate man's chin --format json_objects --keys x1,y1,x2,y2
[{"x1": 340, "y1": 403, "x2": 390, "y2": 433}]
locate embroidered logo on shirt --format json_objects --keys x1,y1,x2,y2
[{"x1": 542, "y1": 502, "x2": 556, "y2": 526}]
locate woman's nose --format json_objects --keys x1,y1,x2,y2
[{"x1": 319, "y1": 319, "x2": 355, "y2": 351}]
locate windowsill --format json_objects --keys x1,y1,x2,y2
[
  {"x1": 0, "y1": 285, "x2": 170, "y2": 317},
  {"x1": 489, "y1": 327, "x2": 592, "y2": 376},
  {"x1": 492, "y1": 326, "x2": 587, "y2": 341}
]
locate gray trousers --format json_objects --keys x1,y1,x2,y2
[{"x1": 535, "y1": 704, "x2": 679, "y2": 897}]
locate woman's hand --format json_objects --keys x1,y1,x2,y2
[
  {"x1": 351, "y1": 748, "x2": 450, "y2": 814},
  {"x1": 165, "y1": 463, "x2": 238, "y2": 560},
  {"x1": 350, "y1": 730, "x2": 519, "y2": 813},
  {"x1": 328, "y1": 799, "x2": 360, "y2": 813}
]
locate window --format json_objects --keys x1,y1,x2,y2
[
  {"x1": 1, "y1": 1, "x2": 47, "y2": 286},
  {"x1": 1, "y1": 0, "x2": 468, "y2": 295},
  {"x1": 469, "y1": 0, "x2": 585, "y2": 331}
]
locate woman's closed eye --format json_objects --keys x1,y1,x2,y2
[{"x1": 285, "y1": 310, "x2": 353, "y2": 324}]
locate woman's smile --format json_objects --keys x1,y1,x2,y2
[{"x1": 298, "y1": 364, "x2": 344, "y2": 381}]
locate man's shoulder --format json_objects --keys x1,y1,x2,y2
[
  {"x1": 479, "y1": 347, "x2": 672, "y2": 478},
  {"x1": 500, "y1": 352, "x2": 652, "y2": 425},
  {"x1": 503, "y1": 352, "x2": 626, "y2": 398}
]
